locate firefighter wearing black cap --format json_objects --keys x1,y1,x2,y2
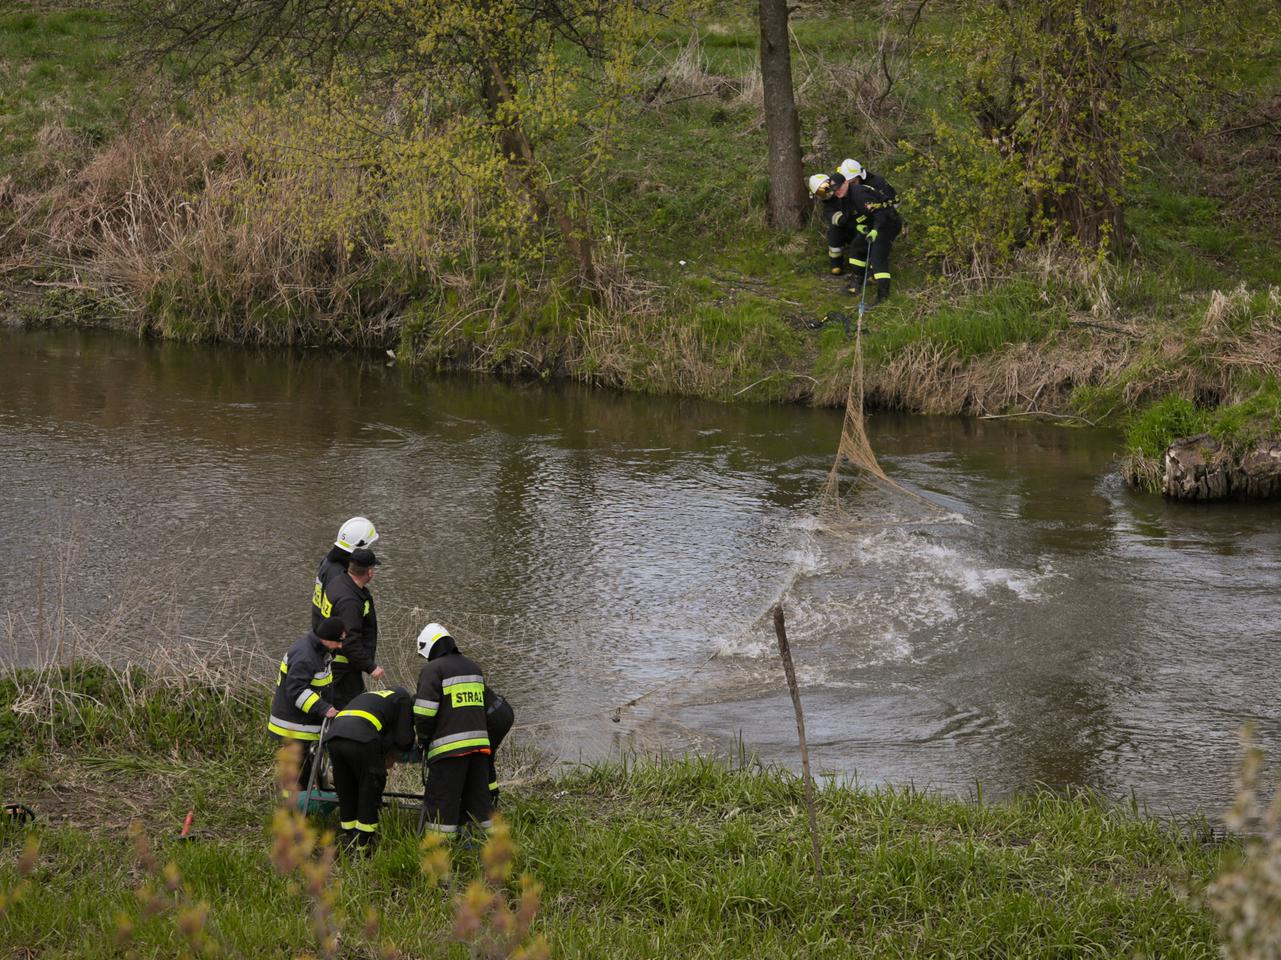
[
  {"x1": 268, "y1": 616, "x2": 347, "y2": 788},
  {"x1": 413, "y1": 622, "x2": 493, "y2": 838},
  {"x1": 311, "y1": 517, "x2": 379, "y2": 631},
  {"x1": 832, "y1": 159, "x2": 902, "y2": 304},
  {"x1": 318, "y1": 546, "x2": 383, "y2": 709},
  {"x1": 322, "y1": 686, "x2": 415, "y2": 850}
]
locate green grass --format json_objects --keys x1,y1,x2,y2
[
  {"x1": 4, "y1": 4, "x2": 1281, "y2": 477},
  {"x1": 0, "y1": 664, "x2": 1237, "y2": 957},
  {"x1": 0, "y1": 7, "x2": 131, "y2": 181}
]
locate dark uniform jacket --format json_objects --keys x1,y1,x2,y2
[
  {"x1": 268, "y1": 631, "x2": 335, "y2": 740},
  {"x1": 819, "y1": 191, "x2": 857, "y2": 230},
  {"x1": 414, "y1": 649, "x2": 491, "y2": 763},
  {"x1": 841, "y1": 172, "x2": 900, "y2": 233},
  {"x1": 323, "y1": 688, "x2": 415, "y2": 755},
  {"x1": 485, "y1": 689, "x2": 514, "y2": 752},
  {"x1": 310, "y1": 547, "x2": 350, "y2": 632},
  {"x1": 319, "y1": 572, "x2": 378, "y2": 677}
]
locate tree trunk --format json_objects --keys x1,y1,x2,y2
[
  {"x1": 758, "y1": 0, "x2": 807, "y2": 231},
  {"x1": 1161, "y1": 435, "x2": 1281, "y2": 501}
]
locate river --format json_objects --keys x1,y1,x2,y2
[{"x1": 2, "y1": 328, "x2": 1279, "y2": 817}]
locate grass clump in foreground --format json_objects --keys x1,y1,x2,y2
[{"x1": 0, "y1": 664, "x2": 1266, "y2": 958}]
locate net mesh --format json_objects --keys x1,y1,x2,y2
[{"x1": 817, "y1": 309, "x2": 955, "y2": 531}]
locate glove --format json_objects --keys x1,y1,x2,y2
[{"x1": 866, "y1": 229, "x2": 879, "y2": 243}]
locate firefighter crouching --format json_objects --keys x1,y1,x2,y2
[
  {"x1": 311, "y1": 516, "x2": 379, "y2": 632},
  {"x1": 833, "y1": 158, "x2": 902, "y2": 304},
  {"x1": 268, "y1": 616, "x2": 347, "y2": 790},
  {"x1": 413, "y1": 622, "x2": 494, "y2": 838},
  {"x1": 322, "y1": 686, "x2": 416, "y2": 851},
  {"x1": 809, "y1": 172, "x2": 858, "y2": 276},
  {"x1": 318, "y1": 546, "x2": 384, "y2": 709}
]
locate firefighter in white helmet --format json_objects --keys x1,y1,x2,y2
[
  {"x1": 830, "y1": 159, "x2": 902, "y2": 304},
  {"x1": 413, "y1": 623, "x2": 494, "y2": 838},
  {"x1": 809, "y1": 171, "x2": 857, "y2": 276},
  {"x1": 311, "y1": 517, "x2": 379, "y2": 632}
]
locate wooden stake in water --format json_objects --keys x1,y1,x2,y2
[{"x1": 773, "y1": 603, "x2": 823, "y2": 879}]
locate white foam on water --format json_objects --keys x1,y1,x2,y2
[{"x1": 716, "y1": 523, "x2": 1054, "y2": 664}]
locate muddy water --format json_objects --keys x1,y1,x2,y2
[{"x1": 2, "y1": 329, "x2": 1279, "y2": 815}]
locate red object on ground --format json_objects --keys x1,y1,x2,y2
[{"x1": 180, "y1": 809, "x2": 195, "y2": 838}]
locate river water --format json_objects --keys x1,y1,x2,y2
[{"x1": 2, "y1": 328, "x2": 1279, "y2": 816}]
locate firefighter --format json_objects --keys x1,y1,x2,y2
[
  {"x1": 485, "y1": 688, "x2": 515, "y2": 806},
  {"x1": 322, "y1": 686, "x2": 416, "y2": 851},
  {"x1": 413, "y1": 623, "x2": 493, "y2": 839},
  {"x1": 319, "y1": 546, "x2": 384, "y2": 709},
  {"x1": 809, "y1": 171, "x2": 858, "y2": 275},
  {"x1": 268, "y1": 616, "x2": 346, "y2": 790},
  {"x1": 311, "y1": 516, "x2": 379, "y2": 631},
  {"x1": 831, "y1": 158, "x2": 902, "y2": 304}
]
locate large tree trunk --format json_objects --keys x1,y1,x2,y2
[
  {"x1": 758, "y1": 0, "x2": 808, "y2": 231},
  {"x1": 1161, "y1": 434, "x2": 1281, "y2": 501}
]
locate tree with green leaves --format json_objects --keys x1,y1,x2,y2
[{"x1": 912, "y1": 0, "x2": 1275, "y2": 258}]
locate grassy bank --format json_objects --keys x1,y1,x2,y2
[
  {"x1": 2, "y1": 4, "x2": 1280, "y2": 489},
  {"x1": 0, "y1": 664, "x2": 1251, "y2": 958}
]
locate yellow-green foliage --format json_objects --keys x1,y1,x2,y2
[
  {"x1": 211, "y1": 0, "x2": 662, "y2": 285},
  {"x1": 929, "y1": 0, "x2": 1274, "y2": 248},
  {"x1": 898, "y1": 114, "x2": 1025, "y2": 272}
]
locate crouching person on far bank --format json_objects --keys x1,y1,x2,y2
[
  {"x1": 413, "y1": 622, "x2": 493, "y2": 839},
  {"x1": 322, "y1": 686, "x2": 416, "y2": 852},
  {"x1": 268, "y1": 617, "x2": 346, "y2": 791}
]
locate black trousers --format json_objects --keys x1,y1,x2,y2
[
  {"x1": 330, "y1": 671, "x2": 365, "y2": 710},
  {"x1": 421, "y1": 752, "x2": 493, "y2": 836},
  {"x1": 326, "y1": 736, "x2": 387, "y2": 835},
  {"x1": 826, "y1": 221, "x2": 860, "y2": 260},
  {"x1": 847, "y1": 211, "x2": 903, "y2": 280}
]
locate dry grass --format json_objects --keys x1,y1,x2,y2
[{"x1": 36, "y1": 118, "x2": 401, "y2": 344}]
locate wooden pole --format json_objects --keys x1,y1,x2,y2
[{"x1": 773, "y1": 603, "x2": 823, "y2": 879}]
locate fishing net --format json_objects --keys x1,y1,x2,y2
[{"x1": 817, "y1": 309, "x2": 956, "y2": 531}]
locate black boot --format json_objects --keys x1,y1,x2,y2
[
  {"x1": 828, "y1": 256, "x2": 844, "y2": 276},
  {"x1": 845, "y1": 272, "x2": 868, "y2": 296},
  {"x1": 875, "y1": 277, "x2": 891, "y2": 303}
]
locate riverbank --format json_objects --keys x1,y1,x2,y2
[
  {"x1": 2, "y1": 6, "x2": 1280, "y2": 496},
  {"x1": 0, "y1": 664, "x2": 1247, "y2": 957}
]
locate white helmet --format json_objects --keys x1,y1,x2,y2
[
  {"x1": 335, "y1": 516, "x2": 379, "y2": 553},
  {"x1": 837, "y1": 158, "x2": 864, "y2": 180},
  {"x1": 416, "y1": 622, "x2": 452, "y2": 660},
  {"x1": 808, "y1": 173, "x2": 831, "y2": 197}
]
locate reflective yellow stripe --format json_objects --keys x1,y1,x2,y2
[
  {"x1": 268, "y1": 723, "x2": 320, "y2": 741},
  {"x1": 414, "y1": 705, "x2": 438, "y2": 717},
  {"x1": 320, "y1": 593, "x2": 333, "y2": 617},
  {"x1": 849, "y1": 258, "x2": 868, "y2": 268},
  {"x1": 311, "y1": 582, "x2": 323, "y2": 609},
  {"x1": 354, "y1": 821, "x2": 378, "y2": 833},
  {"x1": 488, "y1": 781, "x2": 498, "y2": 792},
  {"x1": 333, "y1": 655, "x2": 349, "y2": 664},
  {"x1": 369, "y1": 690, "x2": 394, "y2": 698},
  {"x1": 301, "y1": 692, "x2": 320, "y2": 713},
  {"x1": 427, "y1": 737, "x2": 489, "y2": 759},
  {"x1": 340, "y1": 819, "x2": 357, "y2": 830},
  {"x1": 337, "y1": 709, "x2": 383, "y2": 731},
  {"x1": 874, "y1": 272, "x2": 891, "y2": 280},
  {"x1": 363, "y1": 600, "x2": 370, "y2": 616},
  {"x1": 313, "y1": 674, "x2": 332, "y2": 686}
]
